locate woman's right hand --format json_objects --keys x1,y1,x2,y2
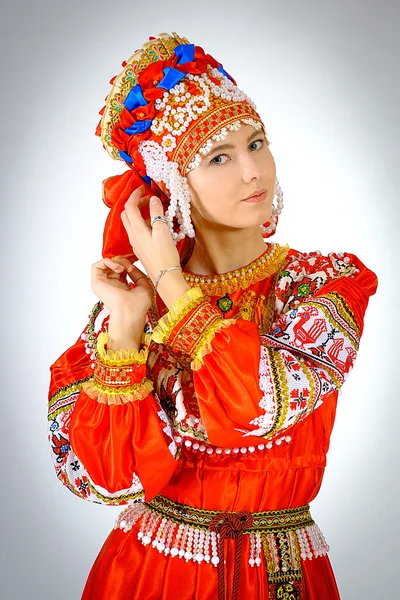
[{"x1": 91, "y1": 256, "x2": 154, "y2": 320}]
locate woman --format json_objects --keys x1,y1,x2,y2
[{"x1": 48, "y1": 32, "x2": 378, "y2": 599}]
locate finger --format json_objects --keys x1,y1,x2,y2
[
  {"x1": 112, "y1": 256, "x2": 134, "y2": 274},
  {"x1": 93, "y1": 258, "x2": 124, "y2": 274},
  {"x1": 149, "y1": 196, "x2": 168, "y2": 231},
  {"x1": 124, "y1": 185, "x2": 152, "y2": 235},
  {"x1": 110, "y1": 257, "x2": 148, "y2": 281}
]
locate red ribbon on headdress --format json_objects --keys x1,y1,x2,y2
[{"x1": 101, "y1": 168, "x2": 189, "y2": 261}]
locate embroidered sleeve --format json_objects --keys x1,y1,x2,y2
[
  {"x1": 151, "y1": 250, "x2": 378, "y2": 447},
  {"x1": 48, "y1": 301, "x2": 179, "y2": 504},
  {"x1": 239, "y1": 249, "x2": 378, "y2": 440}
]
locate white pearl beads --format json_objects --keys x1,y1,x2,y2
[
  {"x1": 175, "y1": 434, "x2": 292, "y2": 456},
  {"x1": 114, "y1": 503, "x2": 330, "y2": 568}
]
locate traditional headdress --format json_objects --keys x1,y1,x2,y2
[{"x1": 95, "y1": 32, "x2": 283, "y2": 261}]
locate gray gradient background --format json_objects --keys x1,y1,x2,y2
[{"x1": 1, "y1": 0, "x2": 398, "y2": 598}]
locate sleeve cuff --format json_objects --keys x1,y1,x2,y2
[
  {"x1": 97, "y1": 331, "x2": 149, "y2": 365},
  {"x1": 81, "y1": 331, "x2": 154, "y2": 405},
  {"x1": 151, "y1": 286, "x2": 237, "y2": 371}
]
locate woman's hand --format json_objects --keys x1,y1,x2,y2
[
  {"x1": 120, "y1": 184, "x2": 182, "y2": 286},
  {"x1": 91, "y1": 257, "x2": 154, "y2": 319}
]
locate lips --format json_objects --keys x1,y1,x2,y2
[
  {"x1": 242, "y1": 189, "x2": 267, "y2": 201},
  {"x1": 242, "y1": 190, "x2": 267, "y2": 202}
]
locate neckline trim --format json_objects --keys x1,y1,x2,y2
[{"x1": 182, "y1": 242, "x2": 290, "y2": 296}]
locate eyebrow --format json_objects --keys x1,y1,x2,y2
[{"x1": 202, "y1": 129, "x2": 265, "y2": 159}]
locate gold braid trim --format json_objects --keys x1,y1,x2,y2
[
  {"x1": 151, "y1": 286, "x2": 206, "y2": 344},
  {"x1": 97, "y1": 331, "x2": 149, "y2": 365},
  {"x1": 182, "y1": 243, "x2": 290, "y2": 296},
  {"x1": 190, "y1": 317, "x2": 237, "y2": 371},
  {"x1": 82, "y1": 377, "x2": 154, "y2": 405}
]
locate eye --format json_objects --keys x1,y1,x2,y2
[
  {"x1": 209, "y1": 138, "x2": 266, "y2": 166},
  {"x1": 210, "y1": 154, "x2": 228, "y2": 166},
  {"x1": 249, "y1": 139, "x2": 265, "y2": 151}
]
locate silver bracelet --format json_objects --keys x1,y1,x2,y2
[{"x1": 154, "y1": 266, "x2": 182, "y2": 292}]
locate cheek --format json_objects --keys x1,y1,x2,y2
[
  {"x1": 265, "y1": 150, "x2": 276, "y2": 178},
  {"x1": 205, "y1": 171, "x2": 237, "y2": 211}
]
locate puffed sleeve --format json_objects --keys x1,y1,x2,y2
[
  {"x1": 48, "y1": 300, "x2": 179, "y2": 504},
  {"x1": 150, "y1": 249, "x2": 378, "y2": 447}
]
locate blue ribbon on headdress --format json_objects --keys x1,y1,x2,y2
[
  {"x1": 122, "y1": 84, "x2": 153, "y2": 134},
  {"x1": 157, "y1": 66, "x2": 186, "y2": 90},
  {"x1": 174, "y1": 43, "x2": 195, "y2": 64},
  {"x1": 124, "y1": 84, "x2": 147, "y2": 111},
  {"x1": 124, "y1": 120, "x2": 153, "y2": 134}
]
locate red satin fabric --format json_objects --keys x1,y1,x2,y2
[
  {"x1": 69, "y1": 392, "x2": 177, "y2": 501},
  {"x1": 81, "y1": 393, "x2": 341, "y2": 599},
  {"x1": 57, "y1": 249, "x2": 377, "y2": 599}
]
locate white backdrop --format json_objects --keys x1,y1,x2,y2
[{"x1": 1, "y1": 0, "x2": 398, "y2": 598}]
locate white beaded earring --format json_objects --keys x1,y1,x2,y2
[{"x1": 259, "y1": 176, "x2": 284, "y2": 235}]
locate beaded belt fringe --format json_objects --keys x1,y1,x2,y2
[{"x1": 114, "y1": 494, "x2": 330, "y2": 600}]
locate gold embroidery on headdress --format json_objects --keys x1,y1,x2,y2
[{"x1": 99, "y1": 32, "x2": 190, "y2": 161}]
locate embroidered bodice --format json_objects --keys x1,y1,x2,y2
[{"x1": 48, "y1": 242, "x2": 378, "y2": 509}]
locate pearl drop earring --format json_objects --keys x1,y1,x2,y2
[{"x1": 259, "y1": 177, "x2": 284, "y2": 235}]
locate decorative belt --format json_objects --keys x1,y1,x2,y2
[{"x1": 114, "y1": 494, "x2": 330, "y2": 600}]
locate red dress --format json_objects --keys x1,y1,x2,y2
[{"x1": 48, "y1": 242, "x2": 378, "y2": 599}]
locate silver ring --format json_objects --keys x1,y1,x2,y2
[{"x1": 151, "y1": 215, "x2": 169, "y2": 228}]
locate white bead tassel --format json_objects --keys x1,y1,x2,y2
[
  {"x1": 170, "y1": 523, "x2": 184, "y2": 558},
  {"x1": 296, "y1": 527, "x2": 313, "y2": 560},
  {"x1": 163, "y1": 519, "x2": 177, "y2": 556},
  {"x1": 138, "y1": 140, "x2": 195, "y2": 244},
  {"x1": 153, "y1": 517, "x2": 169, "y2": 553},
  {"x1": 184, "y1": 526, "x2": 194, "y2": 562},
  {"x1": 249, "y1": 533, "x2": 256, "y2": 566},
  {"x1": 254, "y1": 532, "x2": 262, "y2": 566},
  {"x1": 116, "y1": 503, "x2": 328, "y2": 569},
  {"x1": 141, "y1": 511, "x2": 160, "y2": 545},
  {"x1": 306, "y1": 523, "x2": 330, "y2": 557},
  {"x1": 248, "y1": 532, "x2": 262, "y2": 567},
  {"x1": 203, "y1": 529, "x2": 212, "y2": 563},
  {"x1": 113, "y1": 502, "x2": 147, "y2": 533},
  {"x1": 211, "y1": 530, "x2": 220, "y2": 566},
  {"x1": 179, "y1": 524, "x2": 189, "y2": 558}
]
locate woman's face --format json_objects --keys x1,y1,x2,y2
[{"x1": 185, "y1": 124, "x2": 276, "y2": 233}]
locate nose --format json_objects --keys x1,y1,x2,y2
[{"x1": 240, "y1": 151, "x2": 265, "y2": 184}]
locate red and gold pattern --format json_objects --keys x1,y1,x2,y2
[
  {"x1": 151, "y1": 286, "x2": 238, "y2": 371},
  {"x1": 171, "y1": 100, "x2": 264, "y2": 175},
  {"x1": 81, "y1": 330, "x2": 155, "y2": 405}
]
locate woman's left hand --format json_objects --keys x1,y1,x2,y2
[{"x1": 120, "y1": 184, "x2": 181, "y2": 286}]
